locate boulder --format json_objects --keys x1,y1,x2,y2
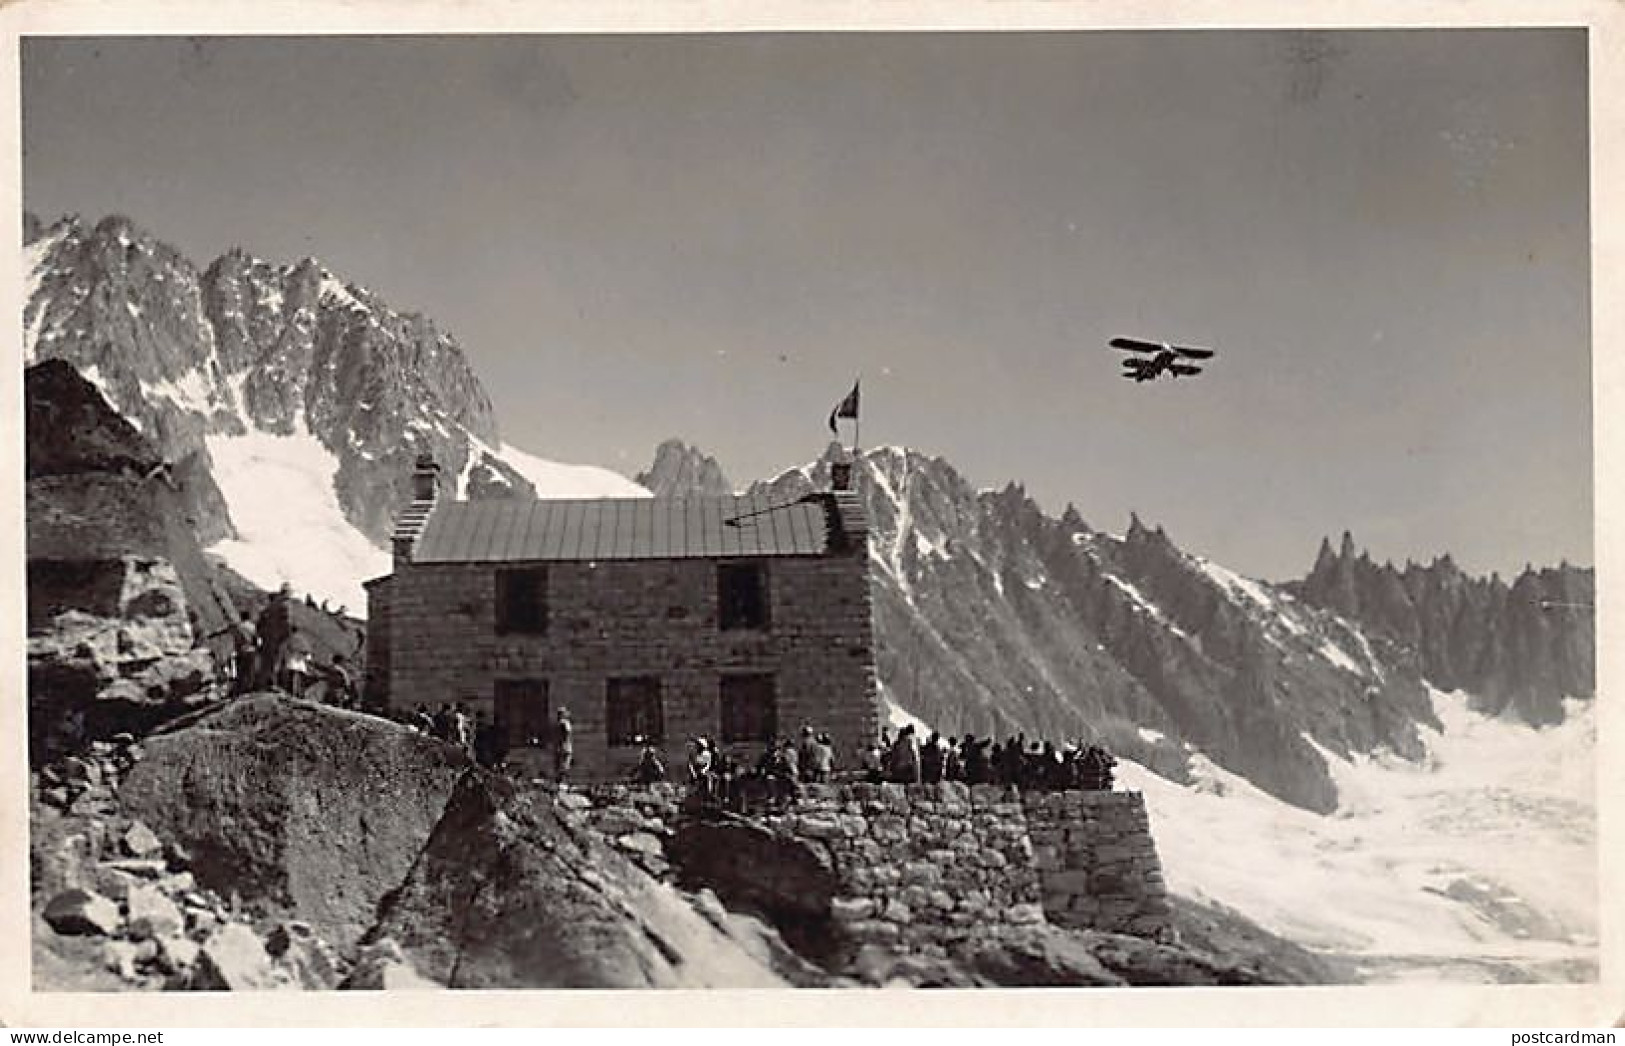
[
  {"x1": 156, "y1": 934, "x2": 200, "y2": 975},
  {"x1": 616, "y1": 831, "x2": 664, "y2": 858},
  {"x1": 191, "y1": 923, "x2": 288, "y2": 990},
  {"x1": 125, "y1": 884, "x2": 185, "y2": 941},
  {"x1": 118, "y1": 695, "x2": 469, "y2": 952},
  {"x1": 363, "y1": 774, "x2": 790, "y2": 989},
  {"x1": 43, "y1": 888, "x2": 122, "y2": 936},
  {"x1": 266, "y1": 921, "x2": 345, "y2": 990},
  {"x1": 958, "y1": 926, "x2": 1127, "y2": 987},
  {"x1": 103, "y1": 939, "x2": 142, "y2": 981},
  {"x1": 667, "y1": 815, "x2": 841, "y2": 961},
  {"x1": 340, "y1": 939, "x2": 442, "y2": 991},
  {"x1": 122, "y1": 821, "x2": 163, "y2": 858}
]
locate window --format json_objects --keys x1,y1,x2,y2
[
  {"x1": 719, "y1": 673, "x2": 777, "y2": 744},
  {"x1": 606, "y1": 676, "x2": 664, "y2": 747},
  {"x1": 718, "y1": 561, "x2": 769, "y2": 630},
  {"x1": 493, "y1": 678, "x2": 549, "y2": 750},
  {"x1": 496, "y1": 568, "x2": 547, "y2": 634}
]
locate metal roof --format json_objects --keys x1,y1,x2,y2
[{"x1": 410, "y1": 494, "x2": 849, "y2": 563}]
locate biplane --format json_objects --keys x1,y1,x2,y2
[{"x1": 1110, "y1": 337, "x2": 1215, "y2": 382}]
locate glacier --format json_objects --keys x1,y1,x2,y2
[{"x1": 1117, "y1": 686, "x2": 1596, "y2": 983}]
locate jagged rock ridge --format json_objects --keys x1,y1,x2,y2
[{"x1": 1293, "y1": 533, "x2": 1593, "y2": 724}]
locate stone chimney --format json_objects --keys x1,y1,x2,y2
[
  {"x1": 411, "y1": 453, "x2": 442, "y2": 503},
  {"x1": 392, "y1": 454, "x2": 442, "y2": 566}
]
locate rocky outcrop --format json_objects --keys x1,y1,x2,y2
[
  {"x1": 635, "y1": 438, "x2": 734, "y2": 497},
  {"x1": 1296, "y1": 534, "x2": 1593, "y2": 724},
  {"x1": 26, "y1": 360, "x2": 236, "y2": 763},
  {"x1": 31, "y1": 729, "x2": 354, "y2": 992},
  {"x1": 365, "y1": 774, "x2": 791, "y2": 989},
  {"x1": 668, "y1": 815, "x2": 842, "y2": 959},
  {"x1": 118, "y1": 696, "x2": 469, "y2": 952}
]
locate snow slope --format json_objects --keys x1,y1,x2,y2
[
  {"x1": 498, "y1": 442, "x2": 650, "y2": 499},
  {"x1": 1118, "y1": 687, "x2": 1596, "y2": 983},
  {"x1": 204, "y1": 429, "x2": 391, "y2": 612},
  {"x1": 204, "y1": 429, "x2": 648, "y2": 613}
]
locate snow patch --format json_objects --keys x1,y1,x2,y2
[
  {"x1": 141, "y1": 368, "x2": 215, "y2": 416},
  {"x1": 496, "y1": 442, "x2": 650, "y2": 499},
  {"x1": 1318, "y1": 638, "x2": 1365, "y2": 676},
  {"x1": 881, "y1": 693, "x2": 933, "y2": 735},
  {"x1": 1103, "y1": 573, "x2": 1190, "y2": 639},
  {"x1": 204, "y1": 429, "x2": 390, "y2": 612},
  {"x1": 22, "y1": 226, "x2": 72, "y2": 363},
  {"x1": 318, "y1": 274, "x2": 365, "y2": 312}
]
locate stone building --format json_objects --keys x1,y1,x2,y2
[{"x1": 365, "y1": 457, "x2": 879, "y2": 780}]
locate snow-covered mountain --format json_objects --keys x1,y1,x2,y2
[{"x1": 22, "y1": 214, "x2": 647, "y2": 607}]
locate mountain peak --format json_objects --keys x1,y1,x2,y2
[{"x1": 635, "y1": 438, "x2": 733, "y2": 498}]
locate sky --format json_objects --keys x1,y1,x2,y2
[{"x1": 20, "y1": 30, "x2": 1591, "y2": 581}]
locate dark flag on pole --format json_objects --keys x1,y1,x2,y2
[{"x1": 828, "y1": 379, "x2": 860, "y2": 433}]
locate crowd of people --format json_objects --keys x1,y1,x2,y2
[
  {"x1": 674, "y1": 723, "x2": 1117, "y2": 813},
  {"x1": 861, "y1": 724, "x2": 1119, "y2": 792}
]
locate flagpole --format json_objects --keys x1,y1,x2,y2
[{"x1": 853, "y1": 373, "x2": 862, "y2": 458}]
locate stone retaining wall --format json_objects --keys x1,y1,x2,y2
[
  {"x1": 760, "y1": 782, "x2": 1044, "y2": 957},
  {"x1": 576, "y1": 780, "x2": 1174, "y2": 952},
  {"x1": 1022, "y1": 790, "x2": 1173, "y2": 939}
]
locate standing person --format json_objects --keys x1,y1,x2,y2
[
  {"x1": 326, "y1": 654, "x2": 356, "y2": 708},
  {"x1": 797, "y1": 726, "x2": 820, "y2": 782},
  {"x1": 281, "y1": 627, "x2": 314, "y2": 698},
  {"x1": 633, "y1": 739, "x2": 666, "y2": 784},
  {"x1": 889, "y1": 724, "x2": 922, "y2": 784},
  {"x1": 225, "y1": 612, "x2": 259, "y2": 696},
  {"x1": 963, "y1": 734, "x2": 988, "y2": 785},
  {"x1": 255, "y1": 584, "x2": 294, "y2": 690},
  {"x1": 687, "y1": 737, "x2": 715, "y2": 802},
  {"x1": 943, "y1": 736, "x2": 964, "y2": 782},
  {"x1": 553, "y1": 707, "x2": 574, "y2": 784},
  {"x1": 811, "y1": 732, "x2": 836, "y2": 783},
  {"x1": 473, "y1": 712, "x2": 503, "y2": 768},
  {"x1": 432, "y1": 703, "x2": 455, "y2": 742},
  {"x1": 453, "y1": 703, "x2": 474, "y2": 754},
  {"x1": 921, "y1": 731, "x2": 944, "y2": 784}
]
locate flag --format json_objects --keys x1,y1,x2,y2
[{"x1": 828, "y1": 379, "x2": 860, "y2": 433}]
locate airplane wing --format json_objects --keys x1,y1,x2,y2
[
  {"x1": 1109, "y1": 337, "x2": 1163, "y2": 354},
  {"x1": 1169, "y1": 363, "x2": 1203, "y2": 376},
  {"x1": 1171, "y1": 344, "x2": 1215, "y2": 359},
  {"x1": 1121, "y1": 358, "x2": 1154, "y2": 372}
]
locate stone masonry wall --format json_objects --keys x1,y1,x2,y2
[
  {"x1": 761, "y1": 782, "x2": 1044, "y2": 957},
  {"x1": 755, "y1": 782, "x2": 1173, "y2": 953},
  {"x1": 567, "y1": 780, "x2": 1173, "y2": 953},
  {"x1": 380, "y1": 553, "x2": 878, "y2": 781},
  {"x1": 1022, "y1": 790, "x2": 1173, "y2": 940}
]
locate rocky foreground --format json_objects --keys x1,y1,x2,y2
[{"x1": 32, "y1": 694, "x2": 1345, "y2": 990}]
